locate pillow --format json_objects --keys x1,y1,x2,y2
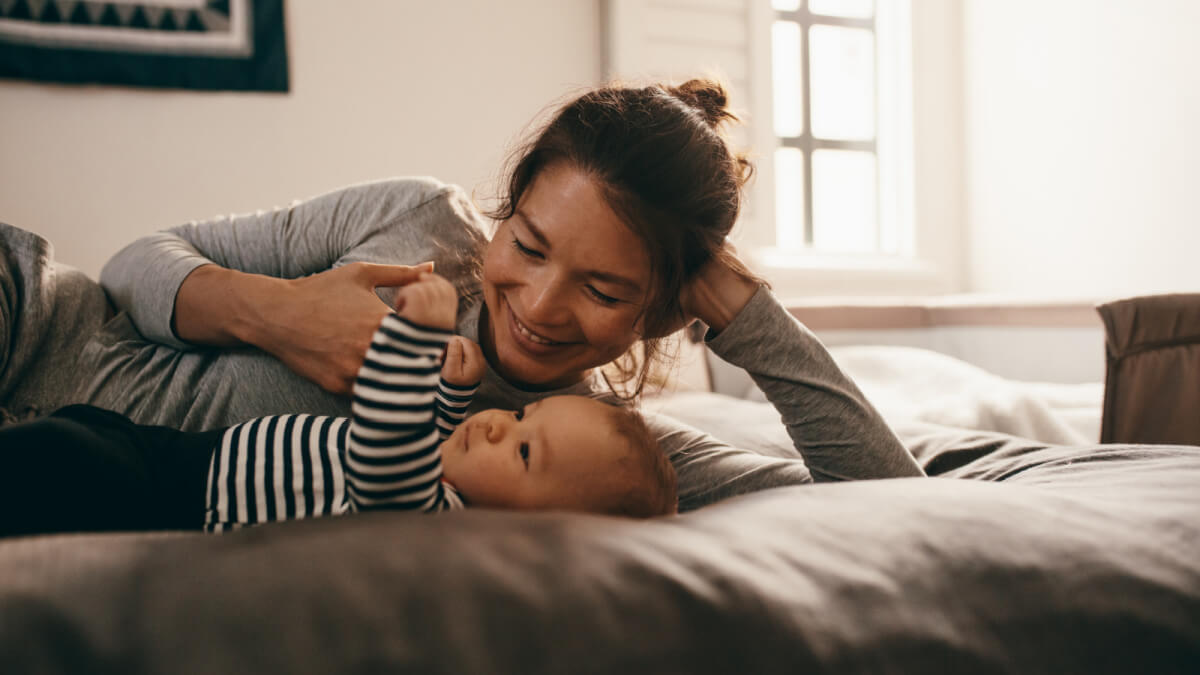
[{"x1": 1097, "y1": 293, "x2": 1200, "y2": 445}]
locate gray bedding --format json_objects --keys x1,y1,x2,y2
[{"x1": 2, "y1": 414, "x2": 1198, "y2": 674}]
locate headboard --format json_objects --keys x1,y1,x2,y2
[{"x1": 1098, "y1": 293, "x2": 1200, "y2": 446}]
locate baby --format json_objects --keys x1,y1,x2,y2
[
  {"x1": 205, "y1": 272, "x2": 676, "y2": 531},
  {"x1": 0, "y1": 272, "x2": 676, "y2": 538}
]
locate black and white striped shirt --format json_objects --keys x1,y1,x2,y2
[{"x1": 204, "y1": 314, "x2": 476, "y2": 532}]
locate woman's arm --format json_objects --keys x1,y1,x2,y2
[
  {"x1": 674, "y1": 253, "x2": 924, "y2": 491},
  {"x1": 173, "y1": 262, "x2": 431, "y2": 394},
  {"x1": 708, "y1": 285, "x2": 922, "y2": 481},
  {"x1": 99, "y1": 178, "x2": 489, "y2": 394},
  {"x1": 647, "y1": 412, "x2": 816, "y2": 512}
]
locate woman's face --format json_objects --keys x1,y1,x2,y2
[{"x1": 481, "y1": 163, "x2": 652, "y2": 389}]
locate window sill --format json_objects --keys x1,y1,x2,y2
[{"x1": 746, "y1": 246, "x2": 954, "y2": 299}]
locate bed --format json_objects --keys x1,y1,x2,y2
[{"x1": 2, "y1": 294, "x2": 1198, "y2": 673}]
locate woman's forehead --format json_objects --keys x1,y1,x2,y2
[{"x1": 517, "y1": 165, "x2": 652, "y2": 283}]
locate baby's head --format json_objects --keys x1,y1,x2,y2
[{"x1": 440, "y1": 396, "x2": 676, "y2": 517}]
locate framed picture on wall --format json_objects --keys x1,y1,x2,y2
[{"x1": 0, "y1": 0, "x2": 288, "y2": 92}]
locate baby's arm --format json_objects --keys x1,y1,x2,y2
[
  {"x1": 435, "y1": 337, "x2": 484, "y2": 441},
  {"x1": 344, "y1": 273, "x2": 462, "y2": 513}
]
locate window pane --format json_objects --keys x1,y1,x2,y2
[
  {"x1": 809, "y1": 25, "x2": 875, "y2": 140},
  {"x1": 774, "y1": 147, "x2": 806, "y2": 250},
  {"x1": 808, "y1": 0, "x2": 873, "y2": 19},
  {"x1": 771, "y1": 0, "x2": 801, "y2": 10},
  {"x1": 812, "y1": 150, "x2": 876, "y2": 252},
  {"x1": 771, "y1": 21, "x2": 804, "y2": 137}
]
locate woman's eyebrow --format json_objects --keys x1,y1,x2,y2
[
  {"x1": 587, "y1": 270, "x2": 643, "y2": 294},
  {"x1": 514, "y1": 209, "x2": 551, "y2": 249}
]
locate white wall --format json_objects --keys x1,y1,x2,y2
[
  {"x1": 963, "y1": 0, "x2": 1200, "y2": 298},
  {"x1": 0, "y1": 1, "x2": 602, "y2": 278},
  {"x1": 8, "y1": 0, "x2": 1196, "y2": 300}
]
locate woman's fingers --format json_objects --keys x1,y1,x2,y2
[
  {"x1": 353, "y1": 261, "x2": 435, "y2": 290},
  {"x1": 260, "y1": 264, "x2": 432, "y2": 396},
  {"x1": 251, "y1": 262, "x2": 451, "y2": 396}
]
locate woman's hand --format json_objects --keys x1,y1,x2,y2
[
  {"x1": 177, "y1": 261, "x2": 435, "y2": 396},
  {"x1": 677, "y1": 243, "x2": 759, "y2": 335},
  {"x1": 268, "y1": 262, "x2": 440, "y2": 395}
]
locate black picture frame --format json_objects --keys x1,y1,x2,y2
[{"x1": 0, "y1": 0, "x2": 288, "y2": 92}]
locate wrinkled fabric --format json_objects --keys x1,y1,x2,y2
[{"x1": 1, "y1": 436, "x2": 1197, "y2": 674}]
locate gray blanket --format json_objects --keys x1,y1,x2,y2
[{"x1": 2, "y1": 422, "x2": 1198, "y2": 674}]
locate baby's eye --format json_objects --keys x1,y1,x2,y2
[
  {"x1": 514, "y1": 408, "x2": 525, "y2": 421},
  {"x1": 519, "y1": 442, "x2": 530, "y2": 468}
]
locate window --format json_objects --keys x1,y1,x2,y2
[
  {"x1": 605, "y1": 0, "x2": 951, "y2": 296},
  {"x1": 762, "y1": 0, "x2": 913, "y2": 258}
]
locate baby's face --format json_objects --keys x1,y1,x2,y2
[{"x1": 440, "y1": 396, "x2": 629, "y2": 511}]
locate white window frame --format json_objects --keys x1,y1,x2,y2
[
  {"x1": 747, "y1": 0, "x2": 959, "y2": 299},
  {"x1": 604, "y1": 0, "x2": 964, "y2": 298}
]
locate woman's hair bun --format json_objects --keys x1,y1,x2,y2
[{"x1": 668, "y1": 78, "x2": 737, "y2": 128}]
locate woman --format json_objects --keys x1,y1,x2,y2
[{"x1": 3, "y1": 79, "x2": 922, "y2": 512}]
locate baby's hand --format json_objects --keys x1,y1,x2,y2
[
  {"x1": 393, "y1": 272, "x2": 457, "y2": 331},
  {"x1": 442, "y1": 336, "x2": 485, "y2": 387}
]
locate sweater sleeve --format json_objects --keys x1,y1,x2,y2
[
  {"x1": 98, "y1": 177, "x2": 484, "y2": 350},
  {"x1": 655, "y1": 286, "x2": 924, "y2": 512},
  {"x1": 345, "y1": 313, "x2": 464, "y2": 513},
  {"x1": 707, "y1": 285, "x2": 923, "y2": 482}
]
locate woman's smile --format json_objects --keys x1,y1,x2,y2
[
  {"x1": 505, "y1": 297, "x2": 572, "y2": 355},
  {"x1": 512, "y1": 310, "x2": 558, "y2": 345}
]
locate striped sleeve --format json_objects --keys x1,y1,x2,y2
[
  {"x1": 435, "y1": 377, "x2": 478, "y2": 441},
  {"x1": 203, "y1": 313, "x2": 471, "y2": 533},
  {"x1": 344, "y1": 313, "x2": 464, "y2": 514}
]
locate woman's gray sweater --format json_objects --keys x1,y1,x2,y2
[{"x1": 1, "y1": 178, "x2": 922, "y2": 512}]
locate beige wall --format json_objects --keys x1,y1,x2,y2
[
  {"x1": 0, "y1": 1, "x2": 602, "y2": 278},
  {"x1": 963, "y1": 0, "x2": 1200, "y2": 297}
]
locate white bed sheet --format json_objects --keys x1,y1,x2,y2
[{"x1": 658, "y1": 345, "x2": 1104, "y2": 446}]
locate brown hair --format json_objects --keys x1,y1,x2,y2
[
  {"x1": 489, "y1": 78, "x2": 764, "y2": 400},
  {"x1": 604, "y1": 405, "x2": 677, "y2": 518}
]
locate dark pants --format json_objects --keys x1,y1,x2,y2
[{"x1": 0, "y1": 404, "x2": 226, "y2": 537}]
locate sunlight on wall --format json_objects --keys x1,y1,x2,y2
[{"x1": 963, "y1": 0, "x2": 1200, "y2": 297}]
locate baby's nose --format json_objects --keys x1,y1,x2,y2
[{"x1": 485, "y1": 414, "x2": 507, "y2": 443}]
